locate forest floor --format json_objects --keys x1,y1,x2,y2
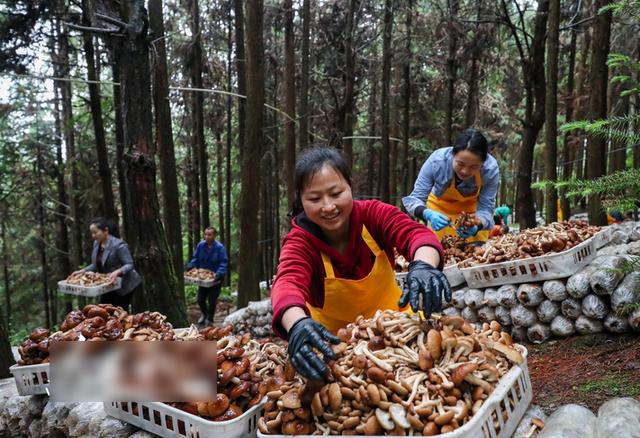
[{"x1": 527, "y1": 332, "x2": 640, "y2": 414}]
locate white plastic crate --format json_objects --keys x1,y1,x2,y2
[
  {"x1": 395, "y1": 265, "x2": 466, "y2": 289},
  {"x1": 258, "y1": 347, "x2": 531, "y2": 438},
  {"x1": 10, "y1": 363, "x2": 51, "y2": 396},
  {"x1": 460, "y1": 237, "x2": 596, "y2": 288},
  {"x1": 594, "y1": 226, "x2": 613, "y2": 249},
  {"x1": 58, "y1": 277, "x2": 122, "y2": 297},
  {"x1": 184, "y1": 275, "x2": 220, "y2": 288},
  {"x1": 104, "y1": 399, "x2": 265, "y2": 438}
]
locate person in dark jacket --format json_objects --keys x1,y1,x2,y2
[
  {"x1": 187, "y1": 227, "x2": 228, "y2": 325},
  {"x1": 72, "y1": 218, "x2": 141, "y2": 311}
]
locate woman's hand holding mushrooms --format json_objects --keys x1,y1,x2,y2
[
  {"x1": 287, "y1": 316, "x2": 341, "y2": 381},
  {"x1": 109, "y1": 269, "x2": 122, "y2": 285},
  {"x1": 399, "y1": 261, "x2": 452, "y2": 318}
]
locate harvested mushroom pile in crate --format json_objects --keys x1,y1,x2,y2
[
  {"x1": 459, "y1": 221, "x2": 600, "y2": 268},
  {"x1": 441, "y1": 235, "x2": 476, "y2": 267},
  {"x1": 184, "y1": 268, "x2": 217, "y2": 280},
  {"x1": 166, "y1": 324, "x2": 286, "y2": 422},
  {"x1": 65, "y1": 272, "x2": 112, "y2": 286},
  {"x1": 258, "y1": 310, "x2": 525, "y2": 436}
]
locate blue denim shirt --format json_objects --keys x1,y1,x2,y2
[
  {"x1": 402, "y1": 147, "x2": 500, "y2": 231},
  {"x1": 187, "y1": 240, "x2": 228, "y2": 278}
]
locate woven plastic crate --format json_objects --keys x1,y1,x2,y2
[
  {"x1": 184, "y1": 275, "x2": 220, "y2": 288},
  {"x1": 10, "y1": 363, "x2": 51, "y2": 396},
  {"x1": 58, "y1": 277, "x2": 122, "y2": 297},
  {"x1": 395, "y1": 265, "x2": 466, "y2": 289},
  {"x1": 104, "y1": 399, "x2": 264, "y2": 438},
  {"x1": 258, "y1": 347, "x2": 531, "y2": 438},
  {"x1": 594, "y1": 227, "x2": 613, "y2": 249},
  {"x1": 460, "y1": 237, "x2": 596, "y2": 288}
]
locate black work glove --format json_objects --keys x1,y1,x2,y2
[
  {"x1": 287, "y1": 317, "x2": 341, "y2": 381},
  {"x1": 398, "y1": 260, "x2": 453, "y2": 318}
]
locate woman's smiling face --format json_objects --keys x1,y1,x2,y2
[
  {"x1": 453, "y1": 149, "x2": 484, "y2": 180},
  {"x1": 301, "y1": 165, "x2": 353, "y2": 238}
]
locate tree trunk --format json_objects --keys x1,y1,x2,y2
[
  {"x1": 586, "y1": 0, "x2": 612, "y2": 226},
  {"x1": 117, "y1": 0, "x2": 187, "y2": 326},
  {"x1": 390, "y1": 61, "x2": 401, "y2": 207},
  {"x1": 401, "y1": 1, "x2": 413, "y2": 202},
  {"x1": 37, "y1": 182, "x2": 50, "y2": 328},
  {"x1": 444, "y1": 0, "x2": 459, "y2": 146},
  {"x1": 272, "y1": 145, "x2": 280, "y2": 280},
  {"x1": 512, "y1": 0, "x2": 549, "y2": 229},
  {"x1": 215, "y1": 132, "x2": 224, "y2": 244},
  {"x1": 149, "y1": 0, "x2": 184, "y2": 292},
  {"x1": 82, "y1": 0, "x2": 117, "y2": 222},
  {"x1": 298, "y1": 0, "x2": 311, "y2": 150},
  {"x1": 608, "y1": 84, "x2": 630, "y2": 174},
  {"x1": 1, "y1": 220, "x2": 10, "y2": 329},
  {"x1": 635, "y1": 39, "x2": 640, "y2": 172},
  {"x1": 237, "y1": 0, "x2": 264, "y2": 309},
  {"x1": 284, "y1": 0, "x2": 296, "y2": 213},
  {"x1": 0, "y1": 294, "x2": 13, "y2": 377},
  {"x1": 235, "y1": 0, "x2": 247, "y2": 159},
  {"x1": 545, "y1": 0, "x2": 560, "y2": 224},
  {"x1": 367, "y1": 72, "x2": 378, "y2": 198},
  {"x1": 226, "y1": 5, "x2": 233, "y2": 287},
  {"x1": 191, "y1": 0, "x2": 207, "y2": 230},
  {"x1": 380, "y1": 0, "x2": 394, "y2": 204},
  {"x1": 561, "y1": 28, "x2": 577, "y2": 220},
  {"x1": 113, "y1": 60, "x2": 128, "y2": 238}
]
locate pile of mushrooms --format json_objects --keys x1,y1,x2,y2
[
  {"x1": 453, "y1": 212, "x2": 479, "y2": 232},
  {"x1": 64, "y1": 271, "x2": 112, "y2": 287},
  {"x1": 441, "y1": 235, "x2": 477, "y2": 267},
  {"x1": 184, "y1": 268, "x2": 217, "y2": 281},
  {"x1": 259, "y1": 310, "x2": 525, "y2": 436},
  {"x1": 459, "y1": 222, "x2": 601, "y2": 268}
]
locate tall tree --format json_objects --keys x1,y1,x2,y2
[
  {"x1": 226, "y1": 4, "x2": 233, "y2": 284},
  {"x1": 191, "y1": 0, "x2": 207, "y2": 230},
  {"x1": 284, "y1": 0, "x2": 296, "y2": 212},
  {"x1": 545, "y1": 0, "x2": 560, "y2": 223},
  {"x1": 117, "y1": 0, "x2": 187, "y2": 326},
  {"x1": 586, "y1": 0, "x2": 612, "y2": 226},
  {"x1": 1, "y1": 219, "x2": 9, "y2": 327},
  {"x1": 149, "y1": 0, "x2": 184, "y2": 291},
  {"x1": 444, "y1": 0, "x2": 460, "y2": 146},
  {"x1": 501, "y1": 0, "x2": 549, "y2": 229},
  {"x1": 380, "y1": 0, "x2": 394, "y2": 204},
  {"x1": 82, "y1": 0, "x2": 117, "y2": 222},
  {"x1": 237, "y1": 0, "x2": 264, "y2": 308},
  {"x1": 401, "y1": 0, "x2": 413, "y2": 201},
  {"x1": 235, "y1": 0, "x2": 247, "y2": 159},
  {"x1": 298, "y1": 0, "x2": 311, "y2": 150},
  {"x1": 0, "y1": 295, "x2": 13, "y2": 378},
  {"x1": 561, "y1": 25, "x2": 578, "y2": 220}
]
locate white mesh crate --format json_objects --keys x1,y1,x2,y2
[
  {"x1": 594, "y1": 226, "x2": 613, "y2": 249},
  {"x1": 461, "y1": 238, "x2": 596, "y2": 288},
  {"x1": 58, "y1": 277, "x2": 122, "y2": 297},
  {"x1": 104, "y1": 398, "x2": 265, "y2": 438},
  {"x1": 258, "y1": 347, "x2": 531, "y2": 438},
  {"x1": 184, "y1": 275, "x2": 220, "y2": 288},
  {"x1": 395, "y1": 265, "x2": 466, "y2": 289},
  {"x1": 10, "y1": 363, "x2": 51, "y2": 396}
]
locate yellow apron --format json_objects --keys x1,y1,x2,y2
[
  {"x1": 557, "y1": 199, "x2": 563, "y2": 221},
  {"x1": 307, "y1": 225, "x2": 409, "y2": 333},
  {"x1": 426, "y1": 173, "x2": 489, "y2": 243}
]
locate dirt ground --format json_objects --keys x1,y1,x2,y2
[{"x1": 526, "y1": 332, "x2": 640, "y2": 414}]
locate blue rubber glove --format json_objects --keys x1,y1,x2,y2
[
  {"x1": 423, "y1": 209, "x2": 451, "y2": 231},
  {"x1": 457, "y1": 225, "x2": 478, "y2": 238}
]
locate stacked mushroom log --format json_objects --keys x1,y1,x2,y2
[
  {"x1": 258, "y1": 311, "x2": 525, "y2": 436},
  {"x1": 223, "y1": 299, "x2": 274, "y2": 338},
  {"x1": 458, "y1": 221, "x2": 600, "y2": 268},
  {"x1": 442, "y1": 253, "x2": 640, "y2": 343}
]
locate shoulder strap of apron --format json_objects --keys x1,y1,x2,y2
[{"x1": 320, "y1": 225, "x2": 382, "y2": 278}]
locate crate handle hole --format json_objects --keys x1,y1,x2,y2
[{"x1": 142, "y1": 405, "x2": 150, "y2": 421}]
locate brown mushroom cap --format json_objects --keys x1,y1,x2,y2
[
  {"x1": 423, "y1": 421, "x2": 439, "y2": 436},
  {"x1": 328, "y1": 383, "x2": 342, "y2": 411},
  {"x1": 427, "y1": 329, "x2": 442, "y2": 362},
  {"x1": 434, "y1": 410, "x2": 455, "y2": 426},
  {"x1": 479, "y1": 363, "x2": 500, "y2": 382},
  {"x1": 419, "y1": 350, "x2": 434, "y2": 371},
  {"x1": 364, "y1": 415, "x2": 384, "y2": 435},
  {"x1": 451, "y1": 362, "x2": 479, "y2": 386},
  {"x1": 281, "y1": 419, "x2": 311, "y2": 436},
  {"x1": 440, "y1": 315, "x2": 464, "y2": 330},
  {"x1": 532, "y1": 418, "x2": 546, "y2": 428},
  {"x1": 368, "y1": 336, "x2": 385, "y2": 351}
]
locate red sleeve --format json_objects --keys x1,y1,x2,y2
[
  {"x1": 270, "y1": 233, "x2": 317, "y2": 339},
  {"x1": 363, "y1": 200, "x2": 445, "y2": 271}
]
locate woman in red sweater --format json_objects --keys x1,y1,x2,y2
[{"x1": 272, "y1": 148, "x2": 452, "y2": 381}]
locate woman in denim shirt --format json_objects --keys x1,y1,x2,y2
[{"x1": 403, "y1": 129, "x2": 499, "y2": 244}]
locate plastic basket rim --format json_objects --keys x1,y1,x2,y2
[
  {"x1": 10, "y1": 362, "x2": 51, "y2": 396},
  {"x1": 58, "y1": 277, "x2": 122, "y2": 296},
  {"x1": 257, "y1": 347, "x2": 530, "y2": 438}
]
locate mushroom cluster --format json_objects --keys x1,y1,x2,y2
[
  {"x1": 459, "y1": 222, "x2": 600, "y2": 268},
  {"x1": 453, "y1": 212, "x2": 479, "y2": 232},
  {"x1": 184, "y1": 268, "x2": 217, "y2": 281},
  {"x1": 441, "y1": 235, "x2": 477, "y2": 267},
  {"x1": 259, "y1": 310, "x2": 525, "y2": 436},
  {"x1": 64, "y1": 272, "x2": 112, "y2": 287}
]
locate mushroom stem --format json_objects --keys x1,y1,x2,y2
[{"x1": 522, "y1": 424, "x2": 538, "y2": 438}]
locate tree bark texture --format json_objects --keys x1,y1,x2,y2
[
  {"x1": 118, "y1": 0, "x2": 187, "y2": 326},
  {"x1": 284, "y1": 0, "x2": 296, "y2": 213},
  {"x1": 561, "y1": 28, "x2": 577, "y2": 220},
  {"x1": 82, "y1": 0, "x2": 117, "y2": 222},
  {"x1": 235, "y1": 0, "x2": 247, "y2": 159},
  {"x1": 367, "y1": 70, "x2": 378, "y2": 198},
  {"x1": 149, "y1": 0, "x2": 184, "y2": 292},
  {"x1": 191, "y1": 0, "x2": 207, "y2": 231},
  {"x1": 226, "y1": 5, "x2": 233, "y2": 285},
  {"x1": 0, "y1": 294, "x2": 13, "y2": 377},
  {"x1": 586, "y1": 0, "x2": 612, "y2": 226},
  {"x1": 216, "y1": 132, "x2": 225, "y2": 242},
  {"x1": 545, "y1": 0, "x2": 560, "y2": 224},
  {"x1": 2, "y1": 220, "x2": 10, "y2": 328},
  {"x1": 298, "y1": 0, "x2": 311, "y2": 150},
  {"x1": 112, "y1": 60, "x2": 129, "y2": 239},
  {"x1": 380, "y1": 0, "x2": 394, "y2": 204},
  {"x1": 401, "y1": 1, "x2": 412, "y2": 202},
  {"x1": 444, "y1": 0, "x2": 459, "y2": 146},
  {"x1": 237, "y1": 0, "x2": 264, "y2": 309}
]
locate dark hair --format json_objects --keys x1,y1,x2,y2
[
  {"x1": 90, "y1": 217, "x2": 120, "y2": 239},
  {"x1": 452, "y1": 129, "x2": 489, "y2": 162},
  {"x1": 205, "y1": 226, "x2": 217, "y2": 234},
  {"x1": 291, "y1": 147, "x2": 351, "y2": 216}
]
